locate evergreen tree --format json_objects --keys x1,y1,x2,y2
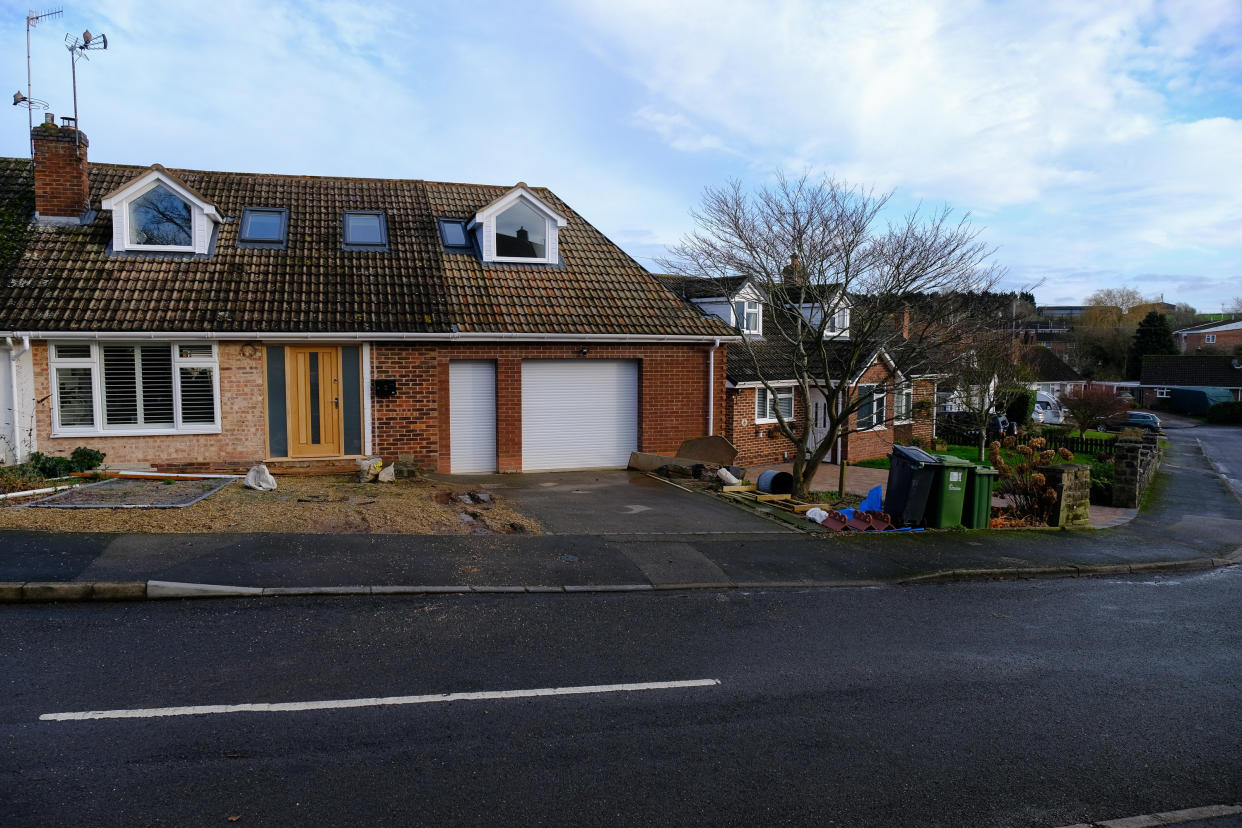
[{"x1": 1127, "y1": 311, "x2": 1178, "y2": 380}]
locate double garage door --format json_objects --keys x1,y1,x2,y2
[{"x1": 449, "y1": 359, "x2": 638, "y2": 473}]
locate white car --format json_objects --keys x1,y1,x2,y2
[{"x1": 1032, "y1": 399, "x2": 1064, "y2": 425}]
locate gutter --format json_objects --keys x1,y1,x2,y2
[
  {"x1": 11, "y1": 330, "x2": 742, "y2": 345},
  {"x1": 5, "y1": 335, "x2": 30, "y2": 462}
]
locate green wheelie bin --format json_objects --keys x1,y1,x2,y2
[
  {"x1": 963, "y1": 465, "x2": 999, "y2": 529},
  {"x1": 925, "y1": 454, "x2": 973, "y2": 528}
]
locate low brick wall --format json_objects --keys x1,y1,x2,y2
[
  {"x1": 1111, "y1": 432, "x2": 1162, "y2": 508},
  {"x1": 1044, "y1": 464, "x2": 1091, "y2": 527}
]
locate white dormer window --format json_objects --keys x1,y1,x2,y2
[
  {"x1": 101, "y1": 165, "x2": 222, "y2": 255},
  {"x1": 470, "y1": 184, "x2": 568, "y2": 265},
  {"x1": 734, "y1": 300, "x2": 762, "y2": 334}
]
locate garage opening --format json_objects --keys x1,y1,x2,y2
[{"x1": 521, "y1": 359, "x2": 638, "y2": 471}]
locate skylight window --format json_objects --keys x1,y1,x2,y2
[
  {"x1": 438, "y1": 218, "x2": 470, "y2": 249},
  {"x1": 238, "y1": 207, "x2": 289, "y2": 249},
  {"x1": 343, "y1": 211, "x2": 388, "y2": 250}
]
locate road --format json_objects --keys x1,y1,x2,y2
[
  {"x1": 1196, "y1": 425, "x2": 1242, "y2": 503},
  {"x1": 5, "y1": 567, "x2": 1242, "y2": 827}
]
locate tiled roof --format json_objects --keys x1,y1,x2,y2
[
  {"x1": 655, "y1": 274, "x2": 751, "y2": 301},
  {"x1": 727, "y1": 339, "x2": 876, "y2": 384},
  {"x1": 1020, "y1": 345, "x2": 1083, "y2": 383},
  {"x1": 1141, "y1": 355, "x2": 1242, "y2": 388},
  {"x1": 0, "y1": 158, "x2": 731, "y2": 337}
]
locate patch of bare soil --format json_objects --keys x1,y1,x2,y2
[{"x1": 0, "y1": 476, "x2": 543, "y2": 535}]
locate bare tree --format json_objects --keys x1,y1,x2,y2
[
  {"x1": 1058, "y1": 386, "x2": 1130, "y2": 438},
  {"x1": 660, "y1": 172, "x2": 1003, "y2": 499},
  {"x1": 1227, "y1": 297, "x2": 1242, "y2": 314},
  {"x1": 936, "y1": 331, "x2": 1033, "y2": 461}
]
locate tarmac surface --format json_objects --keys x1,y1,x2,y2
[{"x1": 1, "y1": 425, "x2": 1239, "y2": 597}]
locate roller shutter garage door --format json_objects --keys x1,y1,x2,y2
[
  {"x1": 521, "y1": 360, "x2": 638, "y2": 471},
  {"x1": 449, "y1": 360, "x2": 497, "y2": 473}
]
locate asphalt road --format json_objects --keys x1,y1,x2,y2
[
  {"x1": 1196, "y1": 425, "x2": 1242, "y2": 503},
  {"x1": 5, "y1": 570, "x2": 1242, "y2": 827}
]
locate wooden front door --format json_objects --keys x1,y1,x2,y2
[{"x1": 287, "y1": 346, "x2": 342, "y2": 457}]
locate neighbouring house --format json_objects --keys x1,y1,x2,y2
[
  {"x1": 1139, "y1": 355, "x2": 1242, "y2": 411},
  {"x1": 1174, "y1": 320, "x2": 1242, "y2": 355},
  {"x1": 0, "y1": 120, "x2": 737, "y2": 473},
  {"x1": 657, "y1": 275, "x2": 935, "y2": 466},
  {"x1": 1020, "y1": 345, "x2": 1086, "y2": 398}
]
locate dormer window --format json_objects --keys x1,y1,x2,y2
[
  {"x1": 734, "y1": 300, "x2": 762, "y2": 334},
  {"x1": 101, "y1": 165, "x2": 222, "y2": 255},
  {"x1": 239, "y1": 207, "x2": 289, "y2": 249},
  {"x1": 130, "y1": 184, "x2": 192, "y2": 247},
  {"x1": 343, "y1": 211, "x2": 388, "y2": 251},
  {"x1": 496, "y1": 199, "x2": 546, "y2": 259},
  {"x1": 470, "y1": 183, "x2": 567, "y2": 265}
]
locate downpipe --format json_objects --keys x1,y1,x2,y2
[{"x1": 5, "y1": 336, "x2": 31, "y2": 463}]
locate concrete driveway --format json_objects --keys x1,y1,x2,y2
[{"x1": 439, "y1": 469, "x2": 794, "y2": 535}]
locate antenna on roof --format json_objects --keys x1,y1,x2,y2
[
  {"x1": 17, "y1": 8, "x2": 62, "y2": 159},
  {"x1": 64, "y1": 25, "x2": 107, "y2": 147}
]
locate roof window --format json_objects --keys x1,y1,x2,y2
[
  {"x1": 238, "y1": 208, "x2": 289, "y2": 249},
  {"x1": 438, "y1": 218, "x2": 470, "y2": 249},
  {"x1": 343, "y1": 211, "x2": 388, "y2": 251}
]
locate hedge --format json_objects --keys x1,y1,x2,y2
[{"x1": 1207, "y1": 401, "x2": 1242, "y2": 425}]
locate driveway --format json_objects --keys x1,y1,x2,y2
[{"x1": 441, "y1": 470, "x2": 794, "y2": 535}]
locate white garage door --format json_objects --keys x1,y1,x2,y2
[
  {"x1": 449, "y1": 360, "x2": 497, "y2": 473},
  {"x1": 522, "y1": 360, "x2": 638, "y2": 471}
]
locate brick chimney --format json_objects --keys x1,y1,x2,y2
[{"x1": 31, "y1": 116, "x2": 91, "y2": 222}]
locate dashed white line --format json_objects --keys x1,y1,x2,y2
[{"x1": 39, "y1": 678, "x2": 721, "y2": 722}]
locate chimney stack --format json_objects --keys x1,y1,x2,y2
[{"x1": 31, "y1": 117, "x2": 91, "y2": 222}]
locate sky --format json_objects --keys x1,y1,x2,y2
[{"x1": 2, "y1": 0, "x2": 1239, "y2": 310}]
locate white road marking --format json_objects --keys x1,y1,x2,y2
[
  {"x1": 621, "y1": 505, "x2": 653, "y2": 514},
  {"x1": 39, "y1": 679, "x2": 721, "y2": 722}
]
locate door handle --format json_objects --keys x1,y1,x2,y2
[{"x1": 334, "y1": 397, "x2": 339, "y2": 409}]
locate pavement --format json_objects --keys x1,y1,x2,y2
[{"x1": 1, "y1": 425, "x2": 1240, "y2": 601}]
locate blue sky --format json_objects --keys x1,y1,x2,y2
[{"x1": 3, "y1": 0, "x2": 1239, "y2": 310}]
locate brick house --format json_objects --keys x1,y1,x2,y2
[
  {"x1": 1174, "y1": 320, "x2": 1242, "y2": 356},
  {"x1": 1139, "y1": 355, "x2": 1242, "y2": 408},
  {"x1": 658, "y1": 275, "x2": 934, "y2": 466},
  {"x1": 0, "y1": 121, "x2": 736, "y2": 472}
]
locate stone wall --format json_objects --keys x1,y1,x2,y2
[
  {"x1": 1111, "y1": 432, "x2": 1162, "y2": 508},
  {"x1": 1043, "y1": 464, "x2": 1091, "y2": 527}
]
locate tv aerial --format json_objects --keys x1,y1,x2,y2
[
  {"x1": 65, "y1": 27, "x2": 108, "y2": 146},
  {"x1": 16, "y1": 7, "x2": 63, "y2": 157}
]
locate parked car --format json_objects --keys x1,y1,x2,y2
[
  {"x1": 1098, "y1": 411, "x2": 1163, "y2": 433},
  {"x1": 939, "y1": 411, "x2": 1013, "y2": 443},
  {"x1": 1032, "y1": 399, "x2": 1064, "y2": 425}
]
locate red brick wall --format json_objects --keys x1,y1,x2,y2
[
  {"x1": 1182, "y1": 330, "x2": 1242, "y2": 354},
  {"x1": 30, "y1": 340, "x2": 266, "y2": 470},
  {"x1": 892, "y1": 378, "x2": 936, "y2": 448},
  {"x1": 31, "y1": 124, "x2": 90, "y2": 219},
  {"x1": 726, "y1": 387, "x2": 807, "y2": 466},
  {"x1": 726, "y1": 363, "x2": 919, "y2": 467},
  {"x1": 371, "y1": 342, "x2": 726, "y2": 472}
]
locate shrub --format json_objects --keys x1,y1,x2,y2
[
  {"x1": 27, "y1": 452, "x2": 74, "y2": 478},
  {"x1": 1005, "y1": 389, "x2": 1036, "y2": 426},
  {"x1": 1207, "y1": 401, "x2": 1242, "y2": 425},
  {"x1": 69, "y1": 446, "x2": 105, "y2": 472},
  {"x1": 988, "y1": 436, "x2": 1074, "y2": 525},
  {"x1": 1089, "y1": 460, "x2": 1115, "y2": 504}
]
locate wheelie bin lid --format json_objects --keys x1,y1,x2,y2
[
  {"x1": 931, "y1": 453, "x2": 975, "y2": 467},
  {"x1": 971, "y1": 464, "x2": 999, "y2": 477},
  {"x1": 890, "y1": 445, "x2": 938, "y2": 465}
]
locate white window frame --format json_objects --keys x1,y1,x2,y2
[
  {"x1": 471, "y1": 187, "x2": 568, "y2": 266},
  {"x1": 101, "y1": 169, "x2": 221, "y2": 255},
  {"x1": 734, "y1": 300, "x2": 762, "y2": 334},
  {"x1": 1205, "y1": 334, "x2": 1216, "y2": 344},
  {"x1": 1155, "y1": 387, "x2": 1171, "y2": 398},
  {"x1": 755, "y1": 387, "x2": 794, "y2": 424},
  {"x1": 894, "y1": 383, "x2": 914, "y2": 423},
  {"x1": 857, "y1": 384, "x2": 886, "y2": 430},
  {"x1": 49, "y1": 341, "x2": 223, "y2": 437}
]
